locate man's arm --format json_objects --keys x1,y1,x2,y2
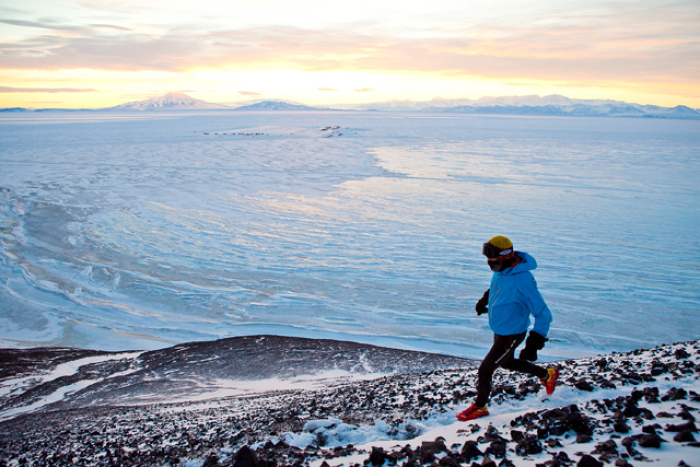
[{"x1": 525, "y1": 276, "x2": 551, "y2": 335}]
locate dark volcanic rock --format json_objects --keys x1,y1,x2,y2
[
  {"x1": 1, "y1": 337, "x2": 699, "y2": 467},
  {"x1": 515, "y1": 434, "x2": 542, "y2": 456},
  {"x1": 665, "y1": 421, "x2": 698, "y2": 433},
  {"x1": 577, "y1": 454, "x2": 603, "y2": 467},
  {"x1": 460, "y1": 441, "x2": 483, "y2": 461},
  {"x1": 613, "y1": 420, "x2": 630, "y2": 433},
  {"x1": 662, "y1": 387, "x2": 688, "y2": 401},
  {"x1": 368, "y1": 446, "x2": 387, "y2": 466},
  {"x1": 233, "y1": 446, "x2": 258, "y2": 467},
  {"x1": 636, "y1": 432, "x2": 666, "y2": 448},
  {"x1": 574, "y1": 380, "x2": 595, "y2": 392},
  {"x1": 674, "y1": 431, "x2": 697, "y2": 443}
]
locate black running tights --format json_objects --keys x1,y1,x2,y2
[{"x1": 475, "y1": 332, "x2": 549, "y2": 407}]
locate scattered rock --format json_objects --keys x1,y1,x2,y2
[
  {"x1": 233, "y1": 447, "x2": 258, "y2": 467},
  {"x1": 642, "y1": 423, "x2": 662, "y2": 434},
  {"x1": 421, "y1": 438, "x2": 447, "y2": 454},
  {"x1": 613, "y1": 420, "x2": 630, "y2": 433},
  {"x1": 368, "y1": 446, "x2": 387, "y2": 467},
  {"x1": 515, "y1": 434, "x2": 542, "y2": 456},
  {"x1": 577, "y1": 454, "x2": 603, "y2": 467},
  {"x1": 574, "y1": 380, "x2": 595, "y2": 392},
  {"x1": 666, "y1": 421, "x2": 698, "y2": 433},
  {"x1": 614, "y1": 459, "x2": 633, "y2": 467},
  {"x1": 674, "y1": 431, "x2": 697, "y2": 443},
  {"x1": 637, "y1": 432, "x2": 666, "y2": 448},
  {"x1": 510, "y1": 430, "x2": 525, "y2": 443},
  {"x1": 662, "y1": 387, "x2": 688, "y2": 401},
  {"x1": 461, "y1": 441, "x2": 483, "y2": 461}
]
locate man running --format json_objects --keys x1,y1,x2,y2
[{"x1": 457, "y1": 235, "x2": 560, "y2": 422}]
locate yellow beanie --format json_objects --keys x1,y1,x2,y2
[{"x1": 488, "y1": 235, "x2": 513, "y2": 250}]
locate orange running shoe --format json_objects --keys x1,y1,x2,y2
[
  {"x1": 456, "y1": 403, "x2": 489, "y2": 421},
  {"x1": 542, "y1": 367, "x2": 560, "y2": 395}
]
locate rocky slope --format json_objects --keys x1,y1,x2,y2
[{"x1": 0, "y1": 337, "x2": 698, "y2": 467}]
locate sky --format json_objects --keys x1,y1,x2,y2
[{"x1": 0, "y1": 0, "x2": 699, "y2": 109}]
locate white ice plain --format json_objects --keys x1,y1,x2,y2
[{"x1": 0, "y1": 111, "x2": 698, "y2": 359}]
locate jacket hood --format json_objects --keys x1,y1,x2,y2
[{"x1": 507, "y1": 251, "x2": 537, "y2": 274}]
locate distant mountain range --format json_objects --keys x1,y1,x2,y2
[
  {"x1": 342, "y1": 95, "x2": 700, "y2": 119},
  {"x1": 110, "y1": 91, "x2": 231, "y2": 110},
  {"x1": 232, "y1": 100, "x2": 329, "y2": 111},
  {"x1": 2, "y1": 92, "x2": 699, "y2": 119}
]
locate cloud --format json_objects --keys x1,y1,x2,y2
[
  {"x1": 355, "y1": 88, "x2": 373, "y2": 92},
  {"x1": 318, "y1": 87, "x2": 338, "y2": 91},
  {"x1": 0, "y1": 6, "x2": 28, "y2": 14},
  {"x1": 0, "y1": 32, "x2": 203, "y2": 71},
  {"x1": 0, "y1": 19, "x2": 80, "y2": 30},
  {"x1": 0, "y1": 86, "x2": 98, "y2": 93},
  {"x1": 0, "y1": 1, "x2": 698, "y2": 87},
  {"x1": 89, "y1": 23, "x2": 132, "y2": 32},
  {"x1": 238, "y1": 91, "x2": 262, "y2": 95}
]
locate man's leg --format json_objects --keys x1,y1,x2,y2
[
  {"x1": 500, "y1": 339, "x2": 559, "y2": 396},
  {"x1": 501, "y1": 352, "x2": 549, "y2": 380},
  {"x1": 475, "y1": 332, "x2": 526, "y2": 407}
]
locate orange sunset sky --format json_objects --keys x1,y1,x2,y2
[{"x1": 1, "y1": 0, "x2": 699, "y2": 109}]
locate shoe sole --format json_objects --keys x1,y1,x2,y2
[{"x1": 456, "y1": 410, "x2": 489, "y2": 421}]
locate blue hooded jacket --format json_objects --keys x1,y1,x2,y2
[{"x1": 488, "y1": 251, "x2": 552, "y2": 337}]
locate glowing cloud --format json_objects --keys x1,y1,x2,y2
[
  {"x1": 0, "y1": 86, "x2": 97, "y2": 93},
  {"x1": 0, "y1": 0, "x2": 698, "y2": 108}
]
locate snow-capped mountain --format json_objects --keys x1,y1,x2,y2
[
  {"x1": 233, "y1": 101, "x2": 327, "y2": 111},
  {"x1": 342, "y1": 94, "x2": 700, "y2": 119},
  {"x1": 1, "y1": 336, "x2": 698, "y2": 467},
  {"x1": 3, "y1": 93, "x2": 698, "y2": 118},
  {"x1": 110, "y1": 92, "x2": 232, "y2": 110}
]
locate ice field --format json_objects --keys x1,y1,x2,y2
[{"x1": 0, "y1": 111, "x2": 698, "y2": 359}]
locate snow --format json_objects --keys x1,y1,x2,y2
[
  {"x1": 149, "y1": 370, "x2": 389, "y2": 406},
  {"x1": 296, "y1": 345, "x2": 700, "y2": 467},
  {"x1": 0, "y1": 352, "x2": 142, "y2": 397},
  {"x1": 0, "y1": 352, "x2": 142, "y2": 420},
  {"x1": 0, "y1": 111, "x2": 699, "y2": 361}
]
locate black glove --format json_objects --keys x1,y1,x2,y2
[
  {"x1": 475, "y1": 289, "x2": 489, "y2": 315},
  {"x1": 519, "y1": 331, "x2": 548, "y2": 361}
]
